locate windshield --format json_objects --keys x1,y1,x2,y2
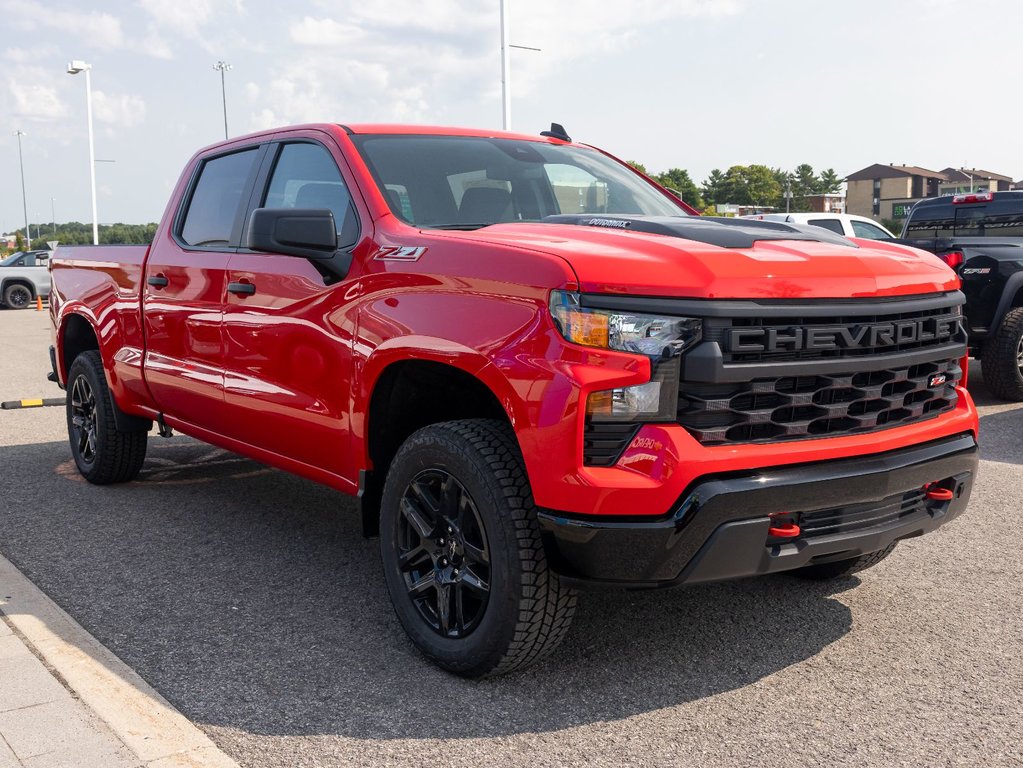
[
  {"x1": 351, "y1": 135, "x2": 687, "y2": 229},
  {"x1": 0, "y1": 253, "x2": 25, "y2": 266}
]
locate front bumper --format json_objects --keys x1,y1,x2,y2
[{"x1": 538, "y1": 433, "x2": 977, "y2": 588}]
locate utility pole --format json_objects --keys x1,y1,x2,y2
[
  {"x1": 14, "y1": 130, "x2": 30, "y2": 249},
  {"x1": 51, "y1": 197, "x2": 56, "y2": 234},
  {"x1": 213, "y1": 61, "x2": 232, "y2": 139}
]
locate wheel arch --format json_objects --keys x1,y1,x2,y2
[{"x1": 358, "y1": 346, "x2": 526, "y2": 535}]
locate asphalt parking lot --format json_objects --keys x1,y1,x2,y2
[{"x1": 1, "y1": 308, "x2": 1021, "y2": 768}]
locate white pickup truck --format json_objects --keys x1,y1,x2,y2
[{"x1": 0, "y1": 250, "x2": 51, "y2": 309}]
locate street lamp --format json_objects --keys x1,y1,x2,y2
[
  {"x1": 51, "y1": 197, "x2": 56, "y2": 234},
  {"x1": 13, "y1": 130, "x2": 30, "y2": 250},
  {"x1": 213, "y1": 61, "x2": 232, "y2": 140},
  {"x1": 67, "y1": 60, "x2": 99, "y2": 245}
]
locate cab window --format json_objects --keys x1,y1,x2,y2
[
  {"x1": 263, "y1": 142, "x2": 358, "y2": 247},
  {"x1": 851, "y1": 220, "x2": 892, "y2": 240},
  {"x1": 807, "y1": 218, "x2": 845, "y2": 235},
  {"x1": 180, "y1": 148, "x2": 259, "y2": 247}
]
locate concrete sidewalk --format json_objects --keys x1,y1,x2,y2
[{"x1": 0, "y1": 556, "x2": 238, "y2": 768}]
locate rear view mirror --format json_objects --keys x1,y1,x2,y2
[{"x1": 246, "y1": 208, "x2": 338, "y2": 260}]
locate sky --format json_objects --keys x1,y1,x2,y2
[{"x1": 0, "y1": 0, "x2": 1019, "y2": 230}]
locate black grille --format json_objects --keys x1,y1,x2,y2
[
  {"x1": 583, "y1": 422, "x2": 640, "y2": 467},
  {"x1": 705, "y1": 303, "x2": 962, "y2": 363},
  {"x1": 793, "y1": 488, "x2": 928, "y2": 539},
  {"x1": 678, "y1": 359, "x2": 960, "y2": 446}
]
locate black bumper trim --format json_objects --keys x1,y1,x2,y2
[{"x1": 538, "y1": 433, "x2": 978, "y2": 588}]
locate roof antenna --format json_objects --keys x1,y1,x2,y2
[{"x1": 540, "y1": 122, "x2": 572, "y2": 142}]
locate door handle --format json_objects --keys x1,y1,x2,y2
[
  {"x1": 227, "y1": 281, "x2": 256, "y2": 296},
  {"x1": 147, "y1": 274, "x2": 169, "y2": 288}
]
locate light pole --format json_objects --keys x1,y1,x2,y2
[
  {"x1": 500, "y1": 1, "x2": 510, "y2": 130},
  {"x1": 213, "y1": 61, "x2": 232, "y2": 139},
  {"x1": 51, "y1": 197, "x2": 56, "y2": 234},
  {"x1": 14, "y1": 130, "x2": 30, "y2": 249},
  {"x1": 67, "y1": 60, "x2": 99, "y2": 245}
]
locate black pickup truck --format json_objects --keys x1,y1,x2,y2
[{"x1": 898, "y1": 191, "x2": 1023, "y2": 400}]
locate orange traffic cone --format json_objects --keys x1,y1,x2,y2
[{"x1": 36, "y1": 296, "x2": 43, "y2": 311}]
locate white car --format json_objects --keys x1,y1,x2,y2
[
  {"x1": 0, "y1": 250, "x2": 51, "y2": 309},
  {"x1": 741, "y1": 213, "x2": 895, "y2": 240}
]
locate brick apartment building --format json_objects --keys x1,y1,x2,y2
[{"x1": 846, "y1": 164, "x2": 1016, "y2": 223}]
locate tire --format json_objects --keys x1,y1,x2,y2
[
  {"x1": 789, "y1": 543, "x2": 897, "y2": 581},
  {"x1": 3, "y1": 283, "x2": 32, "y2": 309},
  {"x1": 981, "y1": 306, "x2": 1023, "y2": 401},
  {"x1": 66, "y1": 350, "x2": 148, "y2": 484},
  {"x1": 380, "y1": 419, "x2": 577, "y2": 677}
]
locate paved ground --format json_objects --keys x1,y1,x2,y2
[{"x1": 1, "y1": 308, "x2": 1021, "y2": 767}]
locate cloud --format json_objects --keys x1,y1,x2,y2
[
  {"x1": 136, "y1": 0, "x2": 243, "y2": 38},
  {"x1": 0, "y1": 0, "x2": 125, "y2": 48},
  {"x1": 289, "y1": 16, "x2": 366, "y2": 46},
  {"x1": 248, "y1": 1, "x2": 741, "y2": 132},
  {"x1": 92, "y1": 90, "x2": 147, "y2": 128},
  {"x1": 6, "y1": 68, "x2": 69, "y2": 122}
]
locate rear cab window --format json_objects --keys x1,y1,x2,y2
[
  {"x1": 179, "y1": 148, "x2": 260, "y2": 247},
  {"x1": 807, "y1": 218, "x2": 845, "y2": 235},
  {"x1": 906, "y1": 196, "x2": 1023, "y2": 238}
]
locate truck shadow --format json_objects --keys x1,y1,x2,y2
[
  {"x1": 0, "y1": 438, "x2": 854, "y2": 741},
  {"x1": 967, "y1": 360, "x2": 1023, "y2": 465}
]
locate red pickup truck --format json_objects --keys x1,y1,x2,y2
[{"x1": 49, "y1": 123, "x2": 979, "y2": 677}]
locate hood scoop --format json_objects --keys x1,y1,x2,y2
[{"x1": 541, "y1": 214, "x2": 857, "y2": 249}]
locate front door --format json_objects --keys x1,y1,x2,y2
[
  {"x1": 143, "y1": 146, "x2": 262, "y2": 432},
  {"x1": 221, "y1": 138, "x2": 363, "y2": 478}
]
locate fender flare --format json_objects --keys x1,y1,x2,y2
[{"x1": 989, "y1": 270, "x2": 1023, "y2": 334}]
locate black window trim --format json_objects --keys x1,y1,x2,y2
[{"x1": 172, "y1": 143, "x2": 268, "y2": 253}]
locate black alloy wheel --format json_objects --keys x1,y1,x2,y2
[
  {"x1": 70, "y1": 373, "x2": 98, "y2": 466},
  {"x1": 65, "y1": 350, "x2": 148, "y2": 484},
  {"x1": 397, "y1": 469, "x2": 491, "y2": 638},
  {"x1": 379, "y1": 419, "x2": 577, "y2": 677},
  {"x1": 3, "y1": 284, "x2": 32, "y2": 309}
]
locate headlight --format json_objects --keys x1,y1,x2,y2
[
  {"x1": 549, "y1": 290, "x2": 702, "y2": 357},
  {"x1": 550, "y1": 290, "x2": 702, "y2": 422}
]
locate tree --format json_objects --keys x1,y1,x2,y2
[
  {"x1": 655, "y1": 168, "x2": 704, "y2": 209},
  {"x1": 626, "y1": 160, "x2": 648, "y2": 175},
  {"x1": 745, "y1": 164, "x2": 782, "y2": 207},
  {"x1": 818, "y1": 168, "x2": 842, "y2": 194},
  {"x1": 701, "y1": 169, "x2": 726, "y2": 205},
  {"x1": 15, "y1": 232, "x2": 25, "y2": 252}
]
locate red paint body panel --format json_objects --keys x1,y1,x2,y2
[{"x1": 49, "y1": 123, "x2": 979, "y2": 518}]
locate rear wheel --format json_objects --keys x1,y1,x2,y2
[
  {"x1": 380, "y1": 419, "x2": 577, "y2": 677},
  {"x1": 66, "y1": 351, "x2": 148, "y2": 484},
  {"x1": 3, "y1": 283, "x2": 32, "y2": 309},
  {"x1": 981, "y1": 306, "x2": 1023, "y2": 401},
  {"x1": 790, "y1": 543, "x2": 897, "y2": 580}
]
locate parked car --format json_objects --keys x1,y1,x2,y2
[
  {"x1": 893, "y1": 191, "x2": 1023, "y2": 400},
  {"x1": 0, "y1": 250, "x2": 50, "y2": 308},
  {"x1": 48, "y1": 122, "x2": 977, "y2": 676},
  {"x1": 742, "y1": 212, "x2": 896, "y2": 240}
]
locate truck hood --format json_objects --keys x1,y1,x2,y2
[{"x1": 439, "y1": 217, "x2": 957, "y2": 299}]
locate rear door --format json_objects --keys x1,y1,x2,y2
[
  {"x1": 220, "y1": 133, "x2": 365, "y2": 477},
  {"x1": 142, "y1": 146, "x2": 263, "y2": 431}
]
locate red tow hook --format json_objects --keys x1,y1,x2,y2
[
  {"x1": 924, "y1": 483, "x2": 954, "y2": 502},
  {"x1": 768, "y1": 512, "x2": 801, "y2": 538}
]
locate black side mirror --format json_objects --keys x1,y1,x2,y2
[{"x1": 246, "y1": 208, "x2": 338, "y2": 260}]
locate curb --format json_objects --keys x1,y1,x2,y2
[{"x1": 0, "y1": 554, "x2": 240, "y2": 768}]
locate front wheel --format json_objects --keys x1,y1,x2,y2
[
  {"x1": 981, "y1": 306, "x2": 1023, "y2": 401},
  {"x1": 66, "y1": 351, "x2": 148, "y2": 484},
  {"x1": 3, "y1": 283, "x2": 32, "y2": 309},
  {"x1": 380, "y1": 419, "x2": 577, "y2": 677}
]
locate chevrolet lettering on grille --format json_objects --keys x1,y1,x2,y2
[{"x1": 727, "y1": 316, "x2": 961, "y2": 354}]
